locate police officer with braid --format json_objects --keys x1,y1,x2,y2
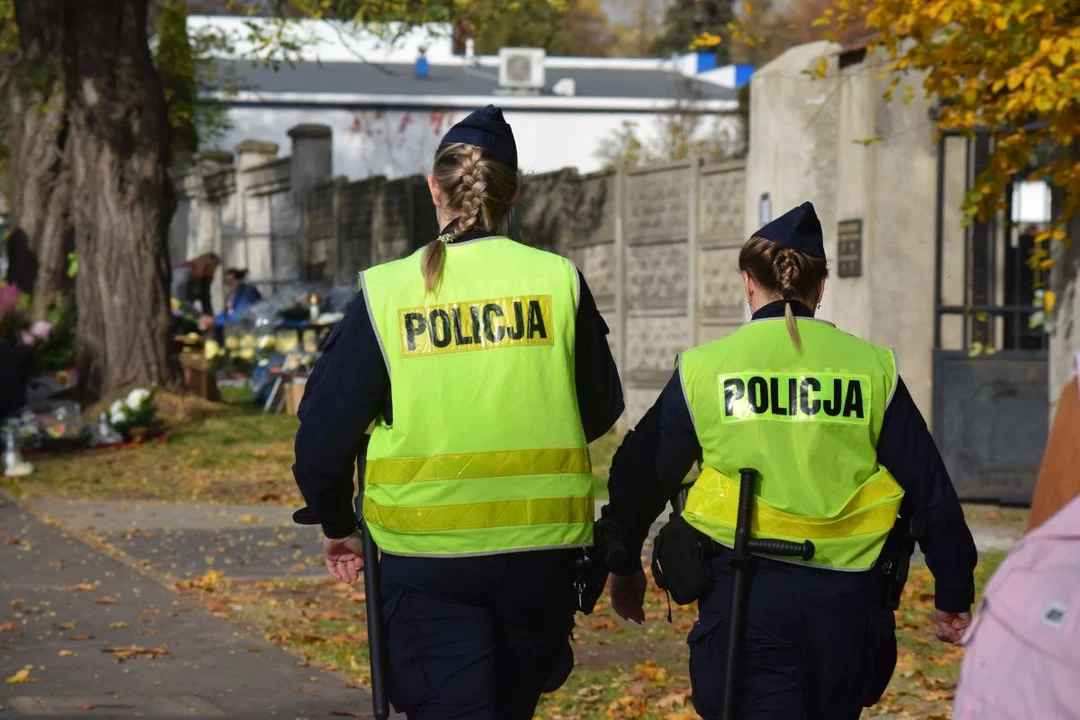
[
  {"x1": 292, "y1": 106, "x2": 623, "y2": 719},
  {"x1": 600, "y1": 202, "x2": 978, "y2": 719}
]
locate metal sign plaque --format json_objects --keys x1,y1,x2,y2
[{"x1": 837, "y1": 219, "x2": 863, "y2": 278}]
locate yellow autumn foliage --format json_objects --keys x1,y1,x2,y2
[
  {"x1": 825, "y1": 0, "x2": 1079, "y2": 236},
  {"x1": 701, "y1": 0, "x2": 1079, "y2": 243}
]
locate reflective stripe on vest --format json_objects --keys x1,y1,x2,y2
[
  {"x1": 680, "y1": 318, "x2": 904, "y2": 571},
  {"x1": 683, "y1": 466, "x2": 904, "y2": 569},
  {"x1": 365, "y1": 448, "x2": 590, "y2": 485},
  {"x1": 361, "y1": 237, "x2": 594, "y2": 557}
]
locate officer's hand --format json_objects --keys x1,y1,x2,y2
[
  {"x1": 609, "y1": 570, "x2": 647, "y2": 624},
  {"x1": 324, "y1": 532, "x2": 365, "y2": 584},
  {"x1": 934, "y1": 609, "x2": 972, "y2": 644}
]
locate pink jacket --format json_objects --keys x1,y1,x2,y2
[{"x1": 953, "y1": 495, "x2": 1080, "y2": 718}]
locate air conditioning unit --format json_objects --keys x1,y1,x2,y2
[{"x1": 499, "y1": 48, "x2": 546, "y2": 90}]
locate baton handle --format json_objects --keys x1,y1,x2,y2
[{"x1": 748, "y1": 537, "x2": 815, "y2": 561}]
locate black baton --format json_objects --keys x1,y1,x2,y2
[
  {"x1": 293, "y1": 442, "x2": 389, "y2": 720},
  {"x1": 722, "y1": 468, "x2": 815, "y2": 720},
  {"x1": 355, "y1": 491, "x2": 390, "y2": 720}
]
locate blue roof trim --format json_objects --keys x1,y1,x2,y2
[{"x1": 735, "y1": 64, "x2": 755, "y2": 88}]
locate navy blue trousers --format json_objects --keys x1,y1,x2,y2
[
  {"x1": 688, "y1": 553, "x2": 897, "y2": 720},
  {"x1": 379, "y1": 549, "x2": 578, "y2": 720}
]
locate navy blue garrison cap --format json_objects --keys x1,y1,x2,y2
[
  {"x1": 753, "y1": 201, "x2": 826, "y2": 259},
  {"x1": 441, "y1": 105, "x2": 517, "y2": 171}
]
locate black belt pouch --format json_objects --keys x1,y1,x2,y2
[{"x1": 651, "y1": 514, "x2": 714, "y2": 605}]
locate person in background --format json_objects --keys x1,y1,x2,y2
[
  {"x1": 601, "y1": 202, "x2": 977, "y2": 719},
  {"x1": 214, "y1": 268, "x2": 263, "y2": 329},
  {"x1": 171, "y1": 252, "x2": 219, "y2": 331},
  {"x1": 291, "y1": 105, "x2": 623, "y2": 719}
]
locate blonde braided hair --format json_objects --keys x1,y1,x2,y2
[
  {"x1": 776, "y1": 250, "x2": 802, "y2": 352},
  {"x1": 738, "y1": 236, "x2": 830, "y2": 354},
  {"x1": 421, "y1": 143, "x2": 519, "y2": 295}
]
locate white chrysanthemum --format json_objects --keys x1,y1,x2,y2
[
  {"x1": 110, "y1": 400, "x2": 125, "y2": 416},
  {"x1": 111, "y1": 410, "x2": 128, "y2": 426},
  {"x1": 126, "y1": 388, "x2": 151, "y2": 410}
]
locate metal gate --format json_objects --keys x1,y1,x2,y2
[{"x1": 931, "y1": 132, "x2": 1049, "y2": 505}]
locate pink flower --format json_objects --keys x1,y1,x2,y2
[
  {"x1": 0, "y1": 283, "x2": 19, "y2": 317},
  {"x1": 21, "y1": 331, "x2": 36, "y2": 346},
  {"x1": 30, "y1": 320, "x2": 52, "y2": 341}
]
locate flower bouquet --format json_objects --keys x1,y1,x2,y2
[
  {"x1": 109, "y1": 388, "x2": 162, "y2": 442},
  {"x1": 30, "y1": 296, "x2": 75, "y2": 375},
  {"x1": 4, "y1": 401, "x2": 92, "y2": 451},
  {"x1": 171, "y1": 297, "x2": 202, "y2": 336}
]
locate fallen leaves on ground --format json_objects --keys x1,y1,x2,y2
[
  {"x1": 108, "y1": 621, "x2": 128, "y2": 629},
  {"x1": 69, "y1": 634, "x2": 92, "y2": 641},
  {"x1": 58, "y1": 650, "x2": 74, "y2": 657},
  {"x1": 606, "y1": 695, "x2": 647, "y2": 718},
  {"x1": 5, "y1": 667, "x2": 36, "y2": 684},
  {"x1": 75, "y1": 703, "x2": 96, "y2": 711},
  {"x1": 0, "y1": 622, "x2": 18, "y2": 633},
  {"x1": 93, "y1": 597, "x2": 119, "y2": 605},
  {"x1": 237, "y1": 513, "x2": 263, "y2": 524},
  {"x1": 102, "y1": 645, "x2": 172, "y2": 663},
  {"x1": 302, "y1": 609, "x2": 350, "y2": 622},
  {"x1": 3, "y1": 536, "x2": 21, "y2": 546},
  {"x1": 177, "y1": 569, "x2": 224, "y2": 592},
  {"x1": 71, "y1": 583, "x2": 96, "y2": 592},
  {"x1": 656, "y1": 691, "x2": 687, "y2": 709}
]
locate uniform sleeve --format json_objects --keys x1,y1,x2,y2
[
  {"x1": 602, "y1": 370, "x2": 701, "y2": 574},
  {"x1": 877, "y1": 376, "x2": 977, "y2": 613},
  {"x1": 293, "y1": 291, "x2": 389, "y2": 539},
  {"x1": 574, "y1": 271, "x2": 624, "y2": 443}
]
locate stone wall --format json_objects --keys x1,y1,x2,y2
[
  {"x1": 169, "y1": 126, "x2": 748, "y2": 428},
  {"x1": 744, "y1": 41, "x2": 975, "y2": 424}
]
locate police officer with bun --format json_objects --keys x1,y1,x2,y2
[
  {"x1": 599, "y1": 202, "x2": 978, "y2": 719},
  {"x1": 292, "y1": 105, "x2": 623, "y2": 719}
]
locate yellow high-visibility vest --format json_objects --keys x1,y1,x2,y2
[
  {"x1": 680, "y1": 318, "x2": 905, "y2": 570},
  {"x1": 360, "y1": 236, "x2": 594, "y2": 556}
]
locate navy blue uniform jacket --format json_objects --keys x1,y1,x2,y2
[{"x1": 603, "y1": 300, "x2": 978, "y2": 613}]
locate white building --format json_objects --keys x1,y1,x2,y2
[{"x1": 191, "y1": 17, "x2": 745, "y2": 179}]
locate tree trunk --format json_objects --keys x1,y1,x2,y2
[
  {"x1": 9, "y1": 1, "x2": 72, "y2": 322},
  {"x1": 60, "y1": 0, "x2": 182, "y2": 402}
]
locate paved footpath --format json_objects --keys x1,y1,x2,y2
[
  {"x1": 2, "y1": 492, "x2": 1021, "y2": 720},
  {"x1": 0, "y1": 493, "x2": 377, "y2": 720},
  {"x1": 25, "y1": 500, "x2": 329, "y2": 582}
]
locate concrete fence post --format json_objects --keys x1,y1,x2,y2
[
  {"x1": 687, "y1": 153, "x2": 701, "y2": 349},
  {"x1": 613, "y1": 161, "x2": 628, "y2": 400}
]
